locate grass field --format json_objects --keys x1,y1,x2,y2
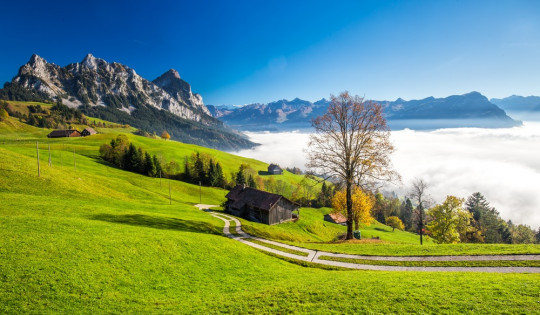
[{"x1": 1, "y1": 114, "x2": 540, "y2": 313}]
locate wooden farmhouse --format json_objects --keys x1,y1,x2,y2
[
  {"x1": 267, "y1": 164, "x2": 283, "y2": 175},
  {"x1": 47, "y1": 129, "x2": 81, "y2": 138},
  {"x1": 81, "y1": 127, "x2": 97, "y2": 136},
  {"x1": 225, "y1": 185, "x2": 299, "y2": 225}
]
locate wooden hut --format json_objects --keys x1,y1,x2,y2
[
  {"x1": 225, "y1": 185, "x2": 299, "y2": 225},
  {"x1": 81, "y1": 127, "x2": 97, "y2": 136},
  {"x1": 267, "y1": 164, "x2": 283, "y2": 175},
  {"x1": 47, "y1": 129, "x2": 81, "y2": 138}
]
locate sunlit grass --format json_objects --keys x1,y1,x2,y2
[{"x1": 1, "y1": 114, "x2": 540, "y2": 313}]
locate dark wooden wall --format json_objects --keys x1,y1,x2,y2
[{"x1": 268, "y1": 199, "x2": 295, "y2": 225}]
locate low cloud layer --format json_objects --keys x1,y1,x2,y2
[{"x1": 235, "y1": 123, "x2": 540, "y2": 229}]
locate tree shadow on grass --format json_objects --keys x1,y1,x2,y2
[
  {"x1": 374, "y1": 227, "x2": 391, "y2": 233},
  {"x1": 91, "y1": 213, "x2": 221, "y2": 235}
]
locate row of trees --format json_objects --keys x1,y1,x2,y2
[
  {"x1": 183, "y1": 152, "x2": 225, "y2": 188},
  {"x1": 99, "y1": 135, "x2": 163, "y2": 177},
  {"x1": 426, "y1": 192, "x2": 538, "y2": 244},
  {"x1": 326, "y1": 180, "x2": 539, "y2": 244}
]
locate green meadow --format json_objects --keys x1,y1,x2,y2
[{"x1": 1, "y1": 112, "x2": 540, "y2": 313}]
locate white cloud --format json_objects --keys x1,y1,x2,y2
[{"x1": 234, "y1": 122, "x2": 540, "y2": 229}]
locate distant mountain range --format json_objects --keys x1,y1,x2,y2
[
  {"x1": 209, "y1": 92, "x2": 521, "y2": 131},
  {"x1": 490, "y1": 95, "x2": 540, "y2": 112},
  {"x1": 0, "y1": 54, "x2": 255, "y2": 150}
]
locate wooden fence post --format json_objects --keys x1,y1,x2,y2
[
  {"x1": 36, "y1": 141, "x2": 40, "y2": 177},
  {"x1": 48, "y1": 144, "x2": 52, "y2": 167}
]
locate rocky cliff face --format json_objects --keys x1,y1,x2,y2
[
  {"x1": 153, "y1": 69, "x2": 210, "y2": 116},
  {"x1": 10, "y1": 54, "x2": 212, "y2": 123}
]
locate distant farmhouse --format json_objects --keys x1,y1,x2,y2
[
  {"x1": 81, "y1": 127, "x2": 97, "y2": 136},
  {"x1": 267, "y1": 164, "x2": 283, "y2": 175},
  {"x1": 47, "y1": 129, "x2": 81, "y2": 138},
  {"x1": 225, "y1": 185, "x2": 299, "y2": 225},
  {"x1": 47, "y1": 127, "x2": 97, "y2": 138}
]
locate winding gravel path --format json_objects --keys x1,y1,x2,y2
[{"x1": 195, "y1": 205, "x2": 540, "y2": 273}]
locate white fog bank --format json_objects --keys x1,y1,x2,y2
[{"x1": 235, "y1": 123, "x2": 540, "y2": 229}]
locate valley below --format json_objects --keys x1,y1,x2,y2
[{"x1": 234, "y1": 121, "x2": 540, "y2": 230}]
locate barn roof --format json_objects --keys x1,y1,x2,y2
[
  {"x1": 226, "y1": 185, "x2": 298, "y2": 211},
  {"x1": 83, "y1": 127, "x2": 96, "y2": 134},
  {"x1": 326, "y1": 213, "x2": 347, "y2": 224},
  {"x1": 268, "y1": 164, "x2": 281, "y2": 170},
  {"x1": 47, "y1": 129, "x2": 80, "y2": 137}
]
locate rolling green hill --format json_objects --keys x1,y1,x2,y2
[{"x1": 1, "y1": 114, "x2": 539, "y2": 313}]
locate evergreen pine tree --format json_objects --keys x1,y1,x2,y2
[
  {"x1": 208, "y1": 159, "x2": 216, "y2": 186},
  {"x1": 214, "y1": 162, "x2": 225, "y2": 188},
  {"x1": 123, "y1": 144, "x2": 138, "y2": 171},
  {"x1": 235, "y1": 164, "x2": 246, "y2": 186},
  {"x1": 399, "y1": 198, "x2": 414, "y2": 231},
  {"x1": 465, "y1": 192, "x2": 504, "y2": 243},
  {"x1": 183, "y1": 156, "x2": 191, "y2": 182},
  {"x1": 248, "y1": 175, "x2": 256, "y2": 188},
  {"x1": 137, "y1": 148, "x2": 145, "y2": 174},
  {"x1": 153, "y1": 155, "x2": 162, "y2": 177},
  {"x1": 144, "y1": 151, "x2": 156, "y2": 176},
  {"x1": 194, "y1": 152, "x2": 205, "y2": 184},
  {"x1": 465, "y1": 192, "x2": 490, "y2": 222}
]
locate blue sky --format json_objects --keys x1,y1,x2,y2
[{"x1": 1, "y1": 0, "x2": 540, "y2": 105}]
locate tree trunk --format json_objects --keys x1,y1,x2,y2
[
  {"x1": 346, "y1": 179, "x2": 354, "y2": 240},
  {"x1": 419, "y1": 205, "x2": 424, "y2": 245}
]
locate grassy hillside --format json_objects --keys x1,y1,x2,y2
[
  {"x1": 1, "y1": 115, "x2": 540, "y2": 313},
  {"x1": 236, "y1": 206, "x2": 430, "y2": 244}
]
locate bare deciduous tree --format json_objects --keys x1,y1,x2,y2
[
  {"x1": 307, "y1": 91, "x2": 400, "y2": 239},
  {"x1": 410, "y1": 178, "x2": 431, "y2": 245}
]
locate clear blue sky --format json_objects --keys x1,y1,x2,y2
[{"x1": 1, "y1": 0, "x2": 540, "y2": 105}]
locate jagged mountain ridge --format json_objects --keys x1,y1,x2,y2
[
  {"x1": 9, "y1": 54, "x2": 211, "y2": 122},
  {"x1": 207, "y1": 98, "x2": 331, "y2": 131},
  {"x1": 209, "y1": 92, "x2": 520, "y2": 131},
  {"x1": 0, "y1": 54, "x2": 256, "y2": 150}
]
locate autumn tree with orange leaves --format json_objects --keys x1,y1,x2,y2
[
  {"x1": 307, "y1": 91, "x2": 399, "y2": 239},
  {"x1": 161, "y1": 131, "x2": 171, "y2": 140},
  {"x1": 332, "y1": 186, "x2": 374, "y2": 231}
]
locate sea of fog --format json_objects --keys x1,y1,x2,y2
[{"x1": 234, "y1": 122, "x2": 540, "y2": 229}]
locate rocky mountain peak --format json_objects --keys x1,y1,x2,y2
[
  {"x1": 167, "y1": 69, "x2": 181, "y2": 79},
  {"x1": 23, "y1": 54, "x2": 51, "y2": 76},
  {"x1": 154, "y1": 69, "x2": 183, "y2": 85},
  {"x1": 153, "y1": 69, "x2": 209, "y2": 115},
  {"x1": 81, "y1": 53, "x2": 106, "y2": 70},
  {"x1": 29, "y1": 54, "x2": 47, "y2": 66}
]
